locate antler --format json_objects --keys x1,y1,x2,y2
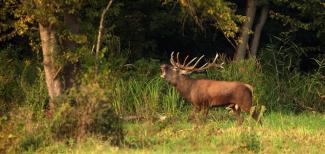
[{"x1": 170, "y1": 51, "x2": 224, "y2": 73}]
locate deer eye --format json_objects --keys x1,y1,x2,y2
[{"x1": 160, "y1": 68, "x2": 163, "y2": 73}]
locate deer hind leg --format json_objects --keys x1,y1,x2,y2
[{"x1": 240, "y1": 104, "x2": 262, "y2": 124}]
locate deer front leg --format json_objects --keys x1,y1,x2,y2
[
  {"x1": 202, "y1": 107, "x2": 209, "y2": 119},
  {"x1": 200, "y1": 103, "x2": 209, "y2": 121},
  {"x1": 232, "y1": 107, "x2": 243, "y2": 125},
  {"x1": 189, "y1": 105, "x2": 201, "y2": 122}
]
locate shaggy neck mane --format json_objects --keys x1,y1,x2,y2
[{"x1": 174, "y1": 75, "x2": 194, "y2": 101}]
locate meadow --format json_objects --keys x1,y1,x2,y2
[
  {"x1": 1, "y1": 55, "x2": 324, "y2": 153},
  {"x1": 35, "y1": 111, "x2": 325, "y2": 153}
]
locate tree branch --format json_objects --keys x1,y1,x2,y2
[{"x1": 96, "y1": 0, "x2": 114, "y2": 59}]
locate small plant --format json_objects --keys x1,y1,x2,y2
[{"x1": 240, "y1": 128, "x2": 261, "y2": 153}]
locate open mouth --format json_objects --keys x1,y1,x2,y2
[{"x1": 160, "y1": 70, "x2": 165, "y2": 78}]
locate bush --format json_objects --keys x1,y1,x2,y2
[
  {"x1": 0, "y1": 46, "x2": 25, "y2": 115},
  {"x1": 50, "y1": 70, "x2": 124, "y2": 144},
  {"x1": 240, "y1": 128, "x2": 261, "y2": 153},
  {"x1": 90, "y1": 104, "x2": 124, "y2": 145},
  {"x1": 0, "y1": 107, "x2": 51, "y2": 153}
]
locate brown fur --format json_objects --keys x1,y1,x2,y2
[{"x1": 160, "y1": 64, "x2": 257, "y2": 124}]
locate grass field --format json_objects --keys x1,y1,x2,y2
[
  {"x1": 2, "y1": 58, "x2": 323, "y2": 153},
  {"x1": 36, "y1": 110, "x2": 325, "y2": 154}
]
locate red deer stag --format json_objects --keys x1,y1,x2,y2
[{"x1": 160, "y1": 52, "x2": 258, "y2": 124}]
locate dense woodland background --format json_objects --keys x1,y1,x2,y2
[{"x1": 0, "y1": 0, "x2": 324, "y2": 153}]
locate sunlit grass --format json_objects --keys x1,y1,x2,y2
[{"x1": 35, "y1": 111, "x2": 325, "y2": 154}]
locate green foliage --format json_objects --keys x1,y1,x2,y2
[
  {"x1": 179, "y1": 0, "x2": 245, "y2": 41},
  {"x1": 270, "y1": 0, "x2": 325, "y2": 36},
  {"x1": 50, "y1": 70, "x2": 124, "y2": 144},
  {"x1": 261, "y1": 34, "x2": 307, "y2": 77},
  {"x1": 260, "y1": 35, "x2": 324, "y2": 112},
  {"x1": 0, "y1": 45, "x2": 42, "y2": 114},
  {"x1": 0, "y1": 46, "x2": 22, "y2": 113},
  {"x1": 19, "y1": 129, "x2": 47, "y2": 152},
  {"x1": 21, "y1": 66, "x2": 48, "y2": 116},
  {"x1": 90, "y1": 104, "x2": 124, "y2": 145},
  {"x1": 0, "y1": 107, "x2": 51, "y2": 153},
  {"x1": 50, "y1": 103, "x2": 78, "y2": 140}
]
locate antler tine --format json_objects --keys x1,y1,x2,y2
[
  {"x1": 170, "y1": 51, "x2": 176, "y2": 67},
  {"x1": 196, "y1": 53, "x2": 223, "y2": 71},
  {"x1": 176, "y1": 52, "x2": 181, "y2": 67},
  {"x1": 198, "y1": 62, "x2": 209, "y2": 70},
  {"x1": 185, "y1": 57, "x2": 198, "y2": 67},
  {"x1": 182, "y1": 55, "x2": 189, "y2": 66},
  {"x1": 218, "y1": 62, "x2": 224, "y2": 68},
  {"x1": 212, "y1": 53, "x2": 224, "y2": 68},
  {"x1": 189, "y1": 55, "x2": 205, "y2": 69},
  {"x1": 212, "y1": 53, "x2": 219, "y2": 63}
]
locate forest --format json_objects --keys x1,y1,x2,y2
[{"x1": 0, "y1": 0, "x2": 324, "y2": 153}]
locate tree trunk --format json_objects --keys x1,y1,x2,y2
[
  {"x1": 39, "y1": 23, "x2": 63, "y2": 115},
  {"x1": 62, "y1": 12, "x2": 80, "y2": 90},
  {"x1": 250, "y1": 6, "x2": 269, "y2": 57},
  {"x1": 235, "y1": 0, "x2": 257, "y2": 60}
]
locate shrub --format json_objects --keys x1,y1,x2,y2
[
  {"x1": 240, "y1": 128, "x2": 261, "y2": 153},
  {"x1": 50, "y1": 70, "x2": 124, "y2": 144},
  {"x1": 0, "y1": 46, "x2": 25, "y2": 114},
  {"x1": 0, "y1": 107, "x2": 51, "y2": 153}
]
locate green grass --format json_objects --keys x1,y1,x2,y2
[
  {"x1": 1, "y1": 57, "x2": 324, "y2": 153},
  {"x1": 35, "y1": 111, "x2": 325, "y2": 154}
]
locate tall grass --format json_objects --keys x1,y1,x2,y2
[{"x1": 111, "y1": 76, "x2": 183, "y2": 118}]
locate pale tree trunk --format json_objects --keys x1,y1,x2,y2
[
  {"x1": 39, "y1": 23, "x2": 63, "y2": 115},
  {"x1": 235, "y1": 0, "x2": 257, "y2": 60},
  {"x1": 250, "y1": 6, "x2": 269, "y2": 57}
]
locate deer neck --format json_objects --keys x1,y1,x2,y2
[{"x1": 174, "y1": 75, "x2": 194, "y2": 101}]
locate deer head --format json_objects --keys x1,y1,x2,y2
[{"x1": 160, "y1": 52, "x2": 224, "y2": 84}]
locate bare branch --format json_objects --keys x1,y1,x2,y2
[{"x1": 96, "y1": 0, "x2": 114, "y2": 59}]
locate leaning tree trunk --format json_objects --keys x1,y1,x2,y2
[
  {"x1": 96, "y1": 0, "x2": 114, "y2": 59},
  {"x1": 235, "y1": 0, "x2": 257, "y2": 60},
  {"x1": 250, "y1": 6, "x2": 269, "y2": 57},
  {"x1": 39, "y1": 23, "x2": 63, "y2": 115}
]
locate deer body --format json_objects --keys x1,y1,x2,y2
[{"x1": 160, "y1": 52, "x2": 258, "y2": 124}]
